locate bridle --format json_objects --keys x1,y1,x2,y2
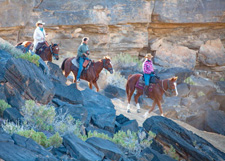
[
  {"x1": 49, "y1": 45, "x2": 59, "y2": 59},
  {"x1": 102, "y1": 59, "x2": 113, "y2": 71},
  {"x1": 161, "y1": 80, "x2": 176, "y2": 97}
]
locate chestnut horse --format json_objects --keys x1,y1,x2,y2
[
  {"x1": 16, "y1": 41, "x2": 60, "y2": 62},
  {"x1": 61, "y1": 56, "x2": 113, "y2": 92},
  {"x1": 126, "y1": 74, "x2": 178, "y2": 117}
]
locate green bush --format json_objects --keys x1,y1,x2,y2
[
  {"x1": 105, "y1": 71, "x2": 127, "y2": 90},
  {"x1": 0, "y1": 40, "x2": 23, "y2": 57},
  {"x1": 21, "y1": 100, "x2": 55, "y2": 131},
  {"x1": 17, "y1": 52, "x2": 40, "y2": 66},
  {"x1": 17, "y1": 129, "x2": 62, "y2": 148},
  {"x1": 112, "y1": 53, "x2": 142, "y2": 70},
  {"x1": 184, "y1": 77, "x2": 196, "y2": 85},
  {"x1": 0, "y1": 99, "x2": 11, "y2": 117}
]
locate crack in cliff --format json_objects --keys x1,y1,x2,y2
[{"x1": 150, "y1": 0, "x2": 156, "y2": 24}]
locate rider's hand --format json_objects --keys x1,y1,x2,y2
[{"x1": 83, "y1": 53, "x2": 87, "y2": 57}]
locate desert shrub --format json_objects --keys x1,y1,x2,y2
[
  {"x1": 184, "y1": 77, "x2": 196, "y2": 85},
  {"x1": 17, "y1": 52, "x2": 40, "y2": 66},
  {"x1": 197, "y1": 91, "x2": 205, "y2": 97},
  {"x1": 0, "y1": 40, "x2": 23, "y2": 57},
  {"x1": 21, "y1": 100, "x2": 55, "y2": 131},
  {"x1": 17, "y1": 129, "x2": 62, "y2": 148},
  {"x1": 0, "y1": 99, "x2": 11, "y2": 117},
  {"x1": 48, "y1": 132, "x2": 63, "y2": 148},
  {"x1": 18, "y1": 129, "x2": 49, "y2": 147},
  {"x1": 105, "y1": 71, "x2": 127, "y2": 90},
  {"x1": 112, "y1": 53, "x2": 142, "y2": 70},
  {"x1": 2, "y1": 121, "x2": 27, "y2": 134}
]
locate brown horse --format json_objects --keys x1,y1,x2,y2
[
  {"x1": 16, "y1": 41, "x2": 60, "y2": 62},
  {"x1": 61, "y1": 56, "x2": 113, "y2": 92},
  {"x1": 126, "y1": 74, "x2": 178, "y2": 117}
]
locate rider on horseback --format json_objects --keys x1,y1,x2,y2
[
  {"x1": 143, "y1": 53, "x2": 155, "y2": 97},
  {"x1": 77, "y1": 37, "x2": 91, "y2": 83},
  {"x1": 33, "y1": 20, "x2": 47, "y2": 53}
]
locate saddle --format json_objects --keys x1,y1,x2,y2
[
  {"x1": 36, "y1": 42, "x2": 49, "y2": 55},
  {"x1": 71, "y1": 57, "x2": 91, "y2": 70},
  {"x1": 135, "y1": 74, "x2": 160, "y2": 90}
]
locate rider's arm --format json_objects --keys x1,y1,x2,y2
[{"x1": 33, "y1": 28, "x2": 43, "y2": 41}]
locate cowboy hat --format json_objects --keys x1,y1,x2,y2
[
  {"x1": 36, "y1": 20, "x2": 45, "y2": 26},
  {"x1": 144, "y1": 53, "x2": 153, "y2": 59}
]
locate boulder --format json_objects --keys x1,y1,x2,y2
[
  {"x1": 120, "y1": 120, "x2": 139, "y2": 133},
  {"x1": 177, "y1": 83, "x2": 190, "y2": 97},
  {"x1": 151, "y1": 40, "x2": 197, "y2": 70},
  {"x1": 116, "y1": 114, "x2": 130, "y2": 125},
  {"x1": 143, "y1": 116, "x2": 225, "y2": 161},
  {"x1": 63, "y1": 133, "x2": 104, "y2": 161},
  {"x1": 56, "y1": 103, "x2": 87, "y2": 123},
  {"x1": 0, "y1": 132, "x2": 57, "y2": 161},
  {"x1": 189, "y1": 85, "x2": 216, "y2": 98},
  {"x1": 103, "y1": 84, "x2": 126, "y2": 100},
  {"x1": 54, "y1": 83, "x2": 83, "y2": 105},
  {"x1": 0, "y1": 49, "x2": 12, "y2": 83},
  {"x1": 158, "y1": 67, "x2": 193, "y2": 84},
  {"x1": 216, "y1": 81, "x2": 225, "y2": 93},
  {"x1": 47, "y1": 62, "x2": 66, "y2": 85},
  {"x1": 199, "y1": 39, "x2": 225, "y2": 66},
  {"x1": 86, "y1": 137, "x2": 124, "y2": 160},
  {"x1": 3, "y1": 108, "x2": 23, "y2": 124},
  {"x1": 0, "y1": 85, "x2": 6, "y2": 101},
  {"x1": 186, "y1": 111, "x2": 206, "y2": 130},
  {"x1": 138, "y1": 147, "x2": 176, "y2": 161},
  {"x1": 210, "y1": 93, "x2": 225, "y2": 112},
  {"x1": 4, "y1": 58, "x2": 55, "y2": 104},
  {"x1": 82, "y1": 89, "x2": 116, "y2": 133},
  {"x1": 204, "y1": 110, "x2": 225, "y2": 135}
]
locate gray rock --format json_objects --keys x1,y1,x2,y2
[
  {"x1": 103, "y1": 84, "x2": 126, "y2": 100},
  {"x1": 177, "y1": 83, "x2": 190, "y2": 97},
  {"x1": 210, "y1": 93, "x2": 225, "y2": 112},
  {"x1": 204, "y1": 110, "x2": 225, "y2": 135},
  {"x1": 216, "y1": 81, "x2": 225, "y2": 93},
  {"x1": 3, "y1": 108, "x2": 23, "y2": 124},
  {"x1": 4, "y1": 58, "x2": 55, "y2": 104},
  {"x1": 143, "y1": 116, "x2": 225, "y2": 161},
  {"x1": 85, "y1": 125, "x2": 113, "y2": 138},
  {"x1": 47, "y1": 62, "x2": 66, "y2": 85},
  {"x1": 54, "y1": 83, "x2": 83, "y2": 105},
  {"x1": 63, "y1": 133, "x2": 104, "y2": 161},
  {"x1": 86, "y1": 137, "x2": 124, "y2": 160},
  {"x1": 120, "y1": 120, "x2": 139, "y2": 133}
]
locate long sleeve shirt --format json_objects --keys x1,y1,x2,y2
[
  {"x1": 143, "y1": 59, "x2": 154, "y2": 74},
  {"x1": 77, "y1": 43, "x2": 89, "y2": 58},
  {"x1": 33, "y1": 27, "x2": 46, "y2": 47}
]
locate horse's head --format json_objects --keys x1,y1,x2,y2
[
  {"x1": 102, "y1": 56, "x2": 113, "y2": 74},
  {"x1": 167, "y1": 76, "x2": 178, "y2": 96},
  {"x1": 50, "y1": 43, "x2": 59, "y2": 60}
]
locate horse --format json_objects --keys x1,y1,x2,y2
[
  {"x1": 16, "y1": 41, "x2": 60, "y2": 62},
  {"x1": 61, "y1": 56, "x2": 113, "y2": 92},
  {"x1": 126, "y1": 74, "x2": 178, "y2": 117}
]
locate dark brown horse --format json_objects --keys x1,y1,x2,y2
[
  {"x1": 126, "y1": 74, "x2": 178, "y2": 117},
  {"x1": 61, "y1": 56, "x2": 113, "y2": 92},
  {"x1": 16, "y1": 41, "x2": 60, "y2": 62}
]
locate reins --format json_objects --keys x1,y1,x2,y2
[{"x1": 161, "y1": 80, "x2": 175, "y2": 97}]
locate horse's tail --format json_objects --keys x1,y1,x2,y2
[{"x1": 61, "y1": 58, "x2": 68, "y2": 71}]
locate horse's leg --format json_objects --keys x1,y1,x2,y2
[
  {"x1": 126, "y1": 86, "x2": 135, "y2": 113},
  {"x1": 156, "y1": 100, "x2": 164, "y2": 117},
  {"x1": 93, "y1": 82, "x2": 99, "y2": 92},
  {"x1": 88, "y1": 82, "x2": 93, "y2": 90},
  {"x1": 134, "y1": 91, "x2": 142, "y2": 113},
  {"x1": 144, "y1": 100, "x2": 156, "y2": 119}
]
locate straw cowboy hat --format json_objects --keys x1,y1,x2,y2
[
  {"x1": 36, "y1": 20, "x2": 45, "y2": 26},
  {"x1": 144, "y1": 53, "x2": 153, "y2": 59}
]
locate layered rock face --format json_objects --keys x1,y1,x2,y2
[{"x1": 0, "y1": 0, "x2": 224, "y2": 66}]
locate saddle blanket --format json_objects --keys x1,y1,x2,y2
[
  {"x1": 71, "y1": 58, "x2": 91, "y2": 70},
  {"x1": 135, "y1": 76, "x2": 154, "y2": 92}
]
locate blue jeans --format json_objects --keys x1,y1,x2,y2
[
  {"x1": 144, "y1": 73, "x2": 154, "y2": 86},
  {"x1": 77, "y1": 57, "x2": 90, "y2": 80}
]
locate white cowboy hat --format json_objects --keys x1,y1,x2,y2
[
  {"x1": 144, "y1": 53, "x2": 153, "y2": 59},
  {"x1": 36, "y1": 20, "x2": 45, "y2": 26}
]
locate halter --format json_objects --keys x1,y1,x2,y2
[
  {"x1": 103, "y1": 59, "x2": 113, "y2": 71},
  {"x1": 49, "y1": 45, "x2": 59, "y2": 59},
  {"x1": 161, "y1": 80, "x2": 176, "y2": 97}
]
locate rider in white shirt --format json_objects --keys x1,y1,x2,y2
[{"x1": 33, "y1": 20, "x2": 47, "y2": 53}]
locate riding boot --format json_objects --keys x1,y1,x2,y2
[{"x1": 143, "y1": 85, "x2": 149, "y2": 97}]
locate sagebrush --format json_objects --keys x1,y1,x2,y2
[
  {"x1": 17, "y1": 52, "x2": 40, "y2": 66},
  {"x1": 0, "y1": 99, "x2": 11, "y2": 117}
]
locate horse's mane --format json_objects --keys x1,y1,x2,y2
[{"x1": 103, "y1": 56, "x2": 111, "y2": 60}]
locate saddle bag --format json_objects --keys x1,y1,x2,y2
[{"x1": 83, "y1": 59, "x2": 90, "y2": 68}]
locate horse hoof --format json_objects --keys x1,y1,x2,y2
[
  {"x1": 161, "y1": 114, "x2": 164, "y2": 117},
  {"x1": 127, "y1": 109, "x2": 131, "y2": 113},
  {"x1": 137, "y1": 109, "x2": 141, "y2": 113}
]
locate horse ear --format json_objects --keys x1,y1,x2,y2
[{"x1": 171, "y1": 76, "x2": 178, "y2": 81}]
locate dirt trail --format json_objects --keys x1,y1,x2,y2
[{"x1": 112, "y1": 98, "x2": 225, "y2": 153}]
